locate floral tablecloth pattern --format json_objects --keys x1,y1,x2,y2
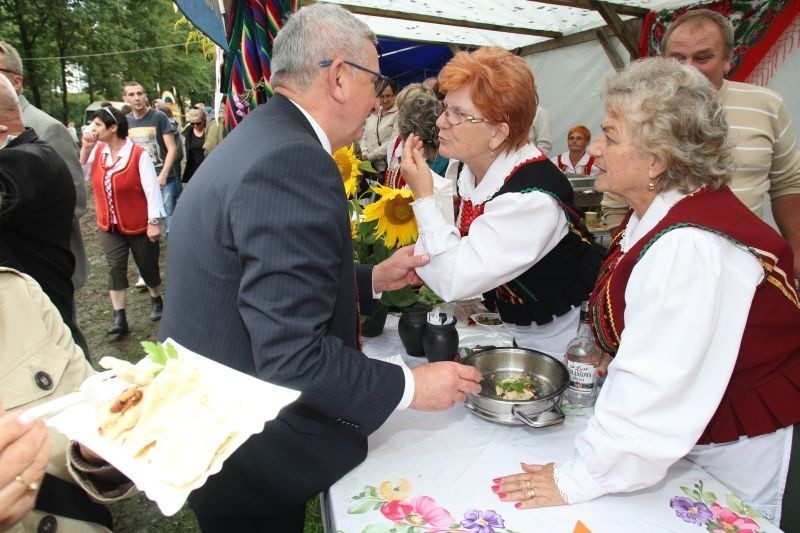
[{"x1": 326, "y1": 316, "x2": 783, "y2": 533}]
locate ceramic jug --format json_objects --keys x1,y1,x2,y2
[
  {"x1": 398, "y1": 303, "x2": 431, "y2": 357},
  {"x1": 423, "y1": 312, "x2": 459, "y2": 362}
]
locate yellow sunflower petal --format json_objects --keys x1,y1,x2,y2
[
  {"x1": 332, "y1": 144, "x2": 362, "y2": 198},
  {"x1": 362, "y1": 187, "x2": 418, "y2": 247}
]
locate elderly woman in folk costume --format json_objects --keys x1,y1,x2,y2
[
  {"x1": 400, "y1": 46, "x2": 604, "y2": 356},
  {"x1": 492, "y1": 58, "x2": 800, "y2": 529}
]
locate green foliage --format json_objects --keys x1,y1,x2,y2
[
  {"x1": 140, "y1": 340, "x2": 178, "y2": 366},
  {"x1": 0, "y1": 0, "x2": 214, "y2": 122}
]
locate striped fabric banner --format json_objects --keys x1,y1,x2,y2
[{"x1": 223, "y1": 0, "x2": 301, "y2": 128}]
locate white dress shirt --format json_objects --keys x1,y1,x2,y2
[
  {"x1": 554, "y1": 189, "x2": 791, "y2": 522},
  {"x1": 412, "y1": 143, "x2": 579, "y2": 356}
]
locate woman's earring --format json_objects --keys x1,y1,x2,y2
[{"x1": 647, "y1": 180, "x2": 656, "y2": 191}]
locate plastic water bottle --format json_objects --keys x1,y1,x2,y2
[{"x1": 564, "y1": 302, "x2": 600, "y2": 406}]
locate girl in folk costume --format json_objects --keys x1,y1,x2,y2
[
  {"x1": 551, "y1": 125, "x2": 599, "y2": 176},
  {"x1": 80, "y1": 106, "x2": 165, "y2": 336},
  {"x1": 400, "y1": 47, "x2": 604, "y2": 356}
]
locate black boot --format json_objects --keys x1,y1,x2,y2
[
  {"x1": 150, "y1": 295, "x2": 163, "y2": 322},
  {"x1": 107, "y1": 309, "x2": 129, "y2": 335}
]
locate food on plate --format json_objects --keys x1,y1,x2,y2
[
  {"x1": 472, "y1": 313, "x2": 502, "y2": 326},
  {"x1": 494, "y1": 375, "x2": 538, "y2": 400},
  {"x1": 95, "y1": 343, "x2": 244, "y2": 488}
]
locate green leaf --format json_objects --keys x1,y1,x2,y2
[
  {"x1": 347, "y1": 498, "x2": 378, "y2": 514},
  {"x1": 680, "y1": 486, "x2": 695, "y2": 498},
  {"x1": 365, "y1": 486, "x2": 379, "y2": 498},
  {"x1": 381, "y1": 286, "x2": 419, "y2": 308},
  {"x1": 358, "y1": 160, "x2": 377, "y2": 173},
  {"x1": 140, "y1": 340, "x2": 167, "y2": 365},
  {"x1": 701, "y1": 491, "x2": 717, "y2": 504},
  {"x1": 361, "y1": 525, "x2": 395, "y2": 533},
  {"x1": 164, "y1": 341, "x2": 179, "y2": 360},
  {"x1": 417, "y1": 285, "x2": 443, "y2": 305}
]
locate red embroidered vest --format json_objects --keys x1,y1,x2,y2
[
  {"x1": 589, "y1": 187, "x2": 800, "y2": 444},
  {"x1": 90, "y1": 142, "x2": 149, "y2": 235}
]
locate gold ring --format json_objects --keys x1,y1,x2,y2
[
  {"x1": 14, "y1": 475, "x2": 40, "y2": 492},
  {"x1": 526, "y1": 487, "x2": 535, "y2": 499}
]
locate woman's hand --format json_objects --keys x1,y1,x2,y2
[
  {"x1": 400, "y1": 133, "x2": 434, "y2": 199},
  {"x1": 491, "y1": 463, "x2": 567, "y2": 509},
  {"x1": 79, "y1": 130, "x2": 97, "y2": 165},
  {"x1": 146, "y1": 223, "x2": 161, "y2": 243},
  {"x1": 0, "y1": 407, "x2": 50, "y2": 531}
]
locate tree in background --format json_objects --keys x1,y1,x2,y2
[{"x1": 0, "y1": 0, "x2": 214, "y2": 124}]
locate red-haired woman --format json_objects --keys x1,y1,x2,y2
[
  {"x1": 551, "y1": 125, "x2": 599, "y2": 176},
  {"x1": 401, "y1": 47, "x2": 604, "y2": 355},
  {"x1": 80, "y1": 106, "x2": 165, "y2": 336}
]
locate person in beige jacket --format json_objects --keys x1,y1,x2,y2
[{"x1": 0, "y1": 268, "x2": 133, "y2": 533}]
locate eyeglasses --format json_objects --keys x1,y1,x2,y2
[
  {"x1": 319, "y1": 59, "x2": 390, "y2": 96},
  {"x1": 433, "y1": 100, "x2": 487, "y2": 126},
  {"x1": 102, "y1": 107, "x2": 118, "y2": 125},
  {"x1": 190, "y1": 121, "x2": 203, "y2": 126},
  {"x1": 0, "y1": 67, "x2": 19, "y2": 76}
]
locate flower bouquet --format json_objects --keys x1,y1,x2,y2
[{"x1": 333, "y1": 144, "x2": 442, "y2": 313}]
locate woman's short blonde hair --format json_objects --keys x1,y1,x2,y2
[
  {"x1": 604, "y1": 57, "x2": 731, "y2": 193},
  {"x1": 186, "y1": 108, "x2": 206, "y2": 125},
  {"x1": 567, "y1": 125, "x2": 591, "y2": 143},
  {"x1": 438, "y1": 46, "x2": 536, "y2": 153}
]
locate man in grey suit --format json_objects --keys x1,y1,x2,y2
[{"x1": 158, "y1": 4, "x2": 481, "y2": 531}]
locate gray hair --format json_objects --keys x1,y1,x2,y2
[
  {"x1": 603, "y1": 57, "x2": 731, "y2": 193},
  {"x1": 399, "y1": 90, "x2": 440, "y2": 149},
  {"x1": 0, "y1": 41, "x2": 22, "y2": 76},
  {"x1": 661, "y1": 9, "x2": 735, "y2": 58},
  {"x1": 186, "y1": 108, "x2": 206, "y2": 125},
  {"x1": 271, "y1": 3, "x2": 377, "y2": 90}
]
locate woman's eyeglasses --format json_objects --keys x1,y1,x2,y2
[
  {"x1": 319, "y1": 59, "x2": 390, "y2": 96},
  {"x1": 433, "y1": 101, "x2": 487, "y2": 126}
]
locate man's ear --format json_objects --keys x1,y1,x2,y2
[{"x1": 325, "y1": 59, "x2": 347, "y2": 105}]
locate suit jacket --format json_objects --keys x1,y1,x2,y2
[
  {"x1": 158, "y1": 94, "x2": 406, "y2": 516},
  {"x1": 19, "y1": 95, "x2": 89, "y2": 290}
]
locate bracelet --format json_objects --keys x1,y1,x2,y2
[{"x1": 147, "y1": 218, "x2": 160, "y2": 226}]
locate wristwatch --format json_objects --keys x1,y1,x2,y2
[{"x1": 147, "y1": 218, "x2": 161, "y2": 226}]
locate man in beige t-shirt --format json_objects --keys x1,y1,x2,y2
[{"x1": 601, "y1": 9, "x2": 800, "y2": 279}]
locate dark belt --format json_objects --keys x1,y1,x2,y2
[{"x1": 35, "y1": 473, "x2": 113, "y2": 529}]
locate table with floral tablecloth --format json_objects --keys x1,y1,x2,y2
[{"x1": 323, "y1": 315, "x2": 782, "y2": 533}]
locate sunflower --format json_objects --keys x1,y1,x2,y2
[
  {"x1": 332, "y1": 144, "x2": 361, "y2": 198},
  {"x1": 362, "y1": 185, "x2": 418, "y2": 248}
]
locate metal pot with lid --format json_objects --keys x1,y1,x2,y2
[{"x1": 460, "y1": 346, "x2": 569, "y2": 428}]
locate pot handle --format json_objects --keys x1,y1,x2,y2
[
  {"x1": 512, "y1": 403, "x2": 565, "y2": 428},
  {"x1": 459, "y1": 345, "x2": 498, "y2": 365}
]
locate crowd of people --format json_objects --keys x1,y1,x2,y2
[{"x1": 1, "y1": 4, "x2": 798, "y2": 533}]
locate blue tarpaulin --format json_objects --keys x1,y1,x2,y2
[{"x1": 377, "y1": 38, "x2": 452, "y2": 88}]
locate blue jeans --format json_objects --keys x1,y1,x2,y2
[{"x1": 161, "y1": 178, "x2": 182, "y2": 234}]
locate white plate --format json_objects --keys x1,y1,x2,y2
[
  {"x1": 46, "y1": 338, "x2": 301, "y2": 516},
  {"x1": 470, "y1": 312, "x2": 503, "y2": 327}
]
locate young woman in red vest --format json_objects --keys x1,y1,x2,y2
[
  {"x1": 492, "y1": 58, "x2": 799, "y2": 528},
  {"x1": 550, "y1": 125, "x2": 598, "y2": 176},
  {"x1": 80, "y1": 106, "x2": 165, "y2": 336}
]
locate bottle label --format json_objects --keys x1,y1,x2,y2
[{"x1": 567, "y1": 361, "x2": 596, "y2": 394}]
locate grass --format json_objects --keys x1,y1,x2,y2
[{"x1": 75, "y1": 187, "x2": 324, "y2": 532}]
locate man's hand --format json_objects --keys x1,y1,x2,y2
[
  {"x1": 0, "y1": 407, "x2": 50, "y2": 531},
  {"x1": 409, "y1": 362, "x2": 482, "y2": 411},
  {"x1": 373, "y1": 245, "x2": 429, "y2": 293},
  {"x1": 157, "y1": 173, "x2": 167, "y2": 189},
  {"x1": 400, "y1": 133, "x2": 435, "y2": 199}
]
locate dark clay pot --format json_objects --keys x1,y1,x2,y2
[
  {"x1": 423, "y1": 318, "x2": 459, "y2": 362},
  {"x1": 398, "y1": 303, "x2": 432, "y2": 357},
  {"x1": 361, "y1": 305, "x2": 388, "y2": 338}
]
